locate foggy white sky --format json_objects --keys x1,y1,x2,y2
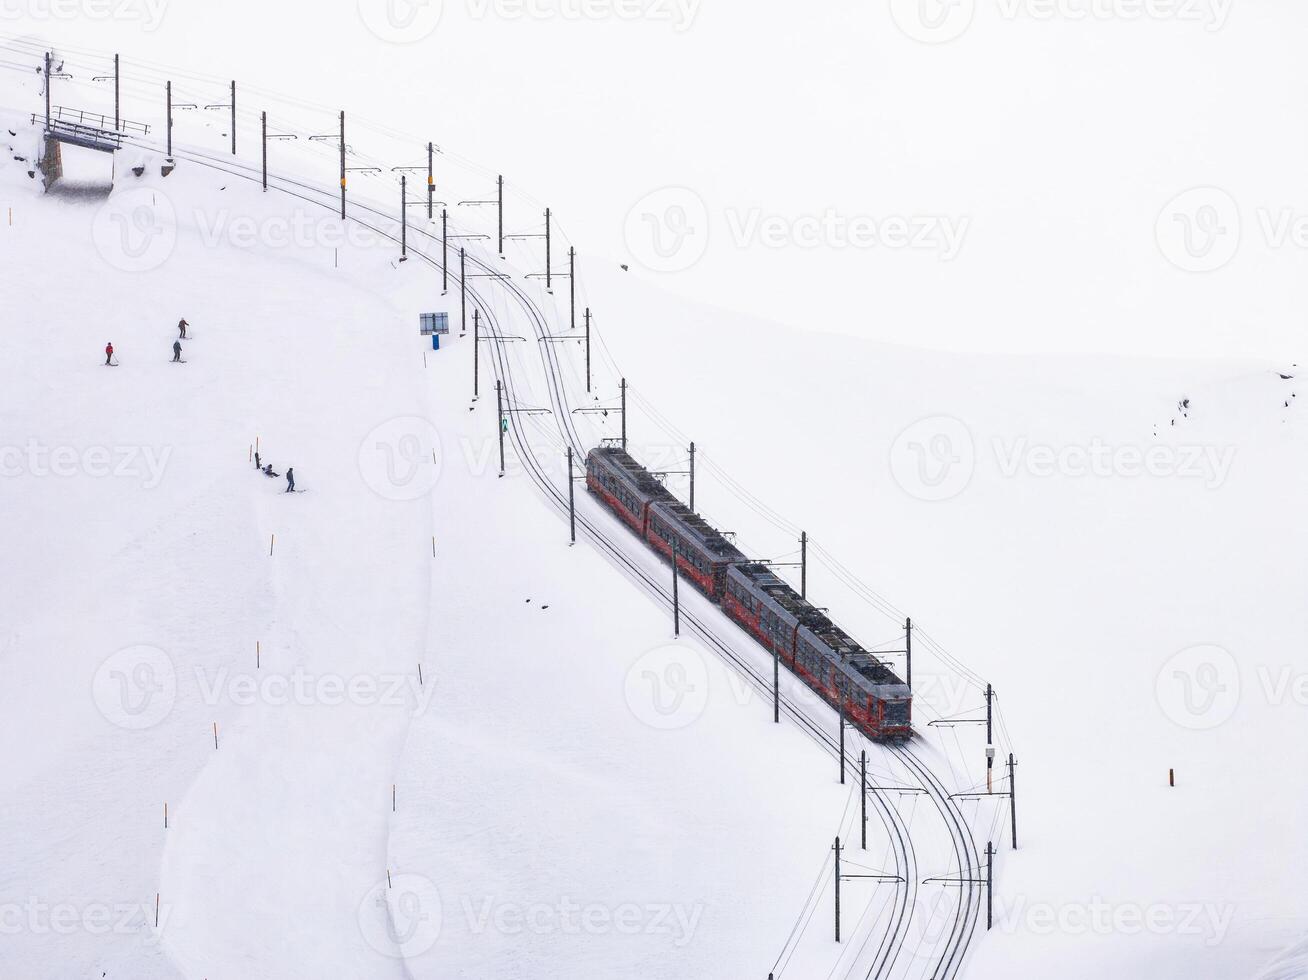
[{"x1": 5, "y1": 0, "x2": 1305, "y2": 360}]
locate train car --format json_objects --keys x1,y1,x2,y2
[
  {"x1": 645, "y1": 499, "x2": 745, "y2": 599},
  {"x1": 586, "y1": 444, "x2": 913, "y2": 739},
  {"x1": 796, "y1": 617, "x2": 912, "y2": 740},
  {"x1": 585, "y1": 446, "x2": 674, "y2": 534},
  {"x1": 722, "y1": 562, "x2": 815, "y2": 658}
]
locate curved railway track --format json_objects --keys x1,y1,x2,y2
[{"x1": 107, "y1": 129, "x2": 981, "y2": 979}]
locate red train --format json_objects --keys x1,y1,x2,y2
[{"x1": 587, "y1": 446, "x2": 911, "y2": 739}]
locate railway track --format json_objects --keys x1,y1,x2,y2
[{"x1": 110, "y1": 129, "x2": 979, "y2": 980}]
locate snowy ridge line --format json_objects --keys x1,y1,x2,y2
[{"x1": 101, "y1": 123, "x2": 979, "y2": 978}]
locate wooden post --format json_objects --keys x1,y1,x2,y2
[{"x1": 1169, "y1": 768, "x2": 1175, "y2": 787}]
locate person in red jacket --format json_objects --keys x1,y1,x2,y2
[{"x1": 104, "y1": 342, "x2": 114, "y2": 366}]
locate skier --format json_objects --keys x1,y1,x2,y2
[
  {"x1": 254, "y1": 451, "x2": 261, "y2": 470},
  {"x1": 104, "y1": 342, "x2": 114, "y2": 366},
  {"x1": 172, "y1": 340, "x2": 182, "y2": 363},
  {"x1": 263, "y1": 464, "x2": 280, "y2": 478},
  {"x1": 285, "y1": 468, "x2": 295, "y2": 493},
  {"x1": 178, "y1": 318, "x2": 189, "y2": 340}
]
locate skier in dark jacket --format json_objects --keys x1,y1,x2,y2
[
  {"x1": 178, "y1": 318, "x2": 189, "y2": 339},
  {"x1": 285, "y1": 468, "x2": 295, "y2": 493},
  {"x1": 104, "y1": 342, "x2": 114, "y2": 366},
  {"x1": 263, "y1": 464, "x2": 279, "y2": 478},
  {"x1": 172, "y1": 340, "x2": 182, "y2": 363}
]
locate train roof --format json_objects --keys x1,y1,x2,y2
[
  {"x1": 727, "y1": 562, "x2": 824, "y2": 625},
  {"x1": 649, "y1": 498, "x2": 745, "y2": 561},
  {"x1": 588, "y1": 446, "x2": 677, "y2": 503},
  {"x1": 800, "y1": 612, "x2": 908, "y2": 693}
]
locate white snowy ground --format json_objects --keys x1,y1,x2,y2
[
  {"x1": 0, "y1": 107, "x2": 928, "y2": 980},
  {"x1": 3, "y1": 58, "x2": 1307, "y2": 980},
  {"x1": 582, "y1": 267, "x2": 1308, "y2": 979}
]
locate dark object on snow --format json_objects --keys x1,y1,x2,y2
[
  {"x1": 172, "y1": 340, "x2": 182, "y2": 362},
  {"x1": 263, "y1": 465, "x2": 280, "y2": 478},
  {"x1": 620, "y1": 264, "x2": 629, "y2": 271},
  {"x1": 285, "y1": 468, "x2": 295, "y2": 493},
  {"x1": 161, "y1": 161, "x2": 175, "y2": 178},
  {"x1": 132, "y1": 165, "x2": 144, "y2": 177},
  {"x1": 178, "y1": 318, "x2": 189, "y2": 339},
  {"x1": 254, "y1": 452, "x2": 261, "y2": 470},
  {"x1": 1279, "y1": 373, "x2": 1294, "y2": 380},
  {"x1": 104, "y1": 342, "x2": 114, "y2": 366}
]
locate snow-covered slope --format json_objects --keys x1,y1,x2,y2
[
  {"x1": 4, "y1": 43, "x2": 1307, "y2": 979},
  {"x1": 1, "y1": 106, "x2": 976, "y2": 979}
]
